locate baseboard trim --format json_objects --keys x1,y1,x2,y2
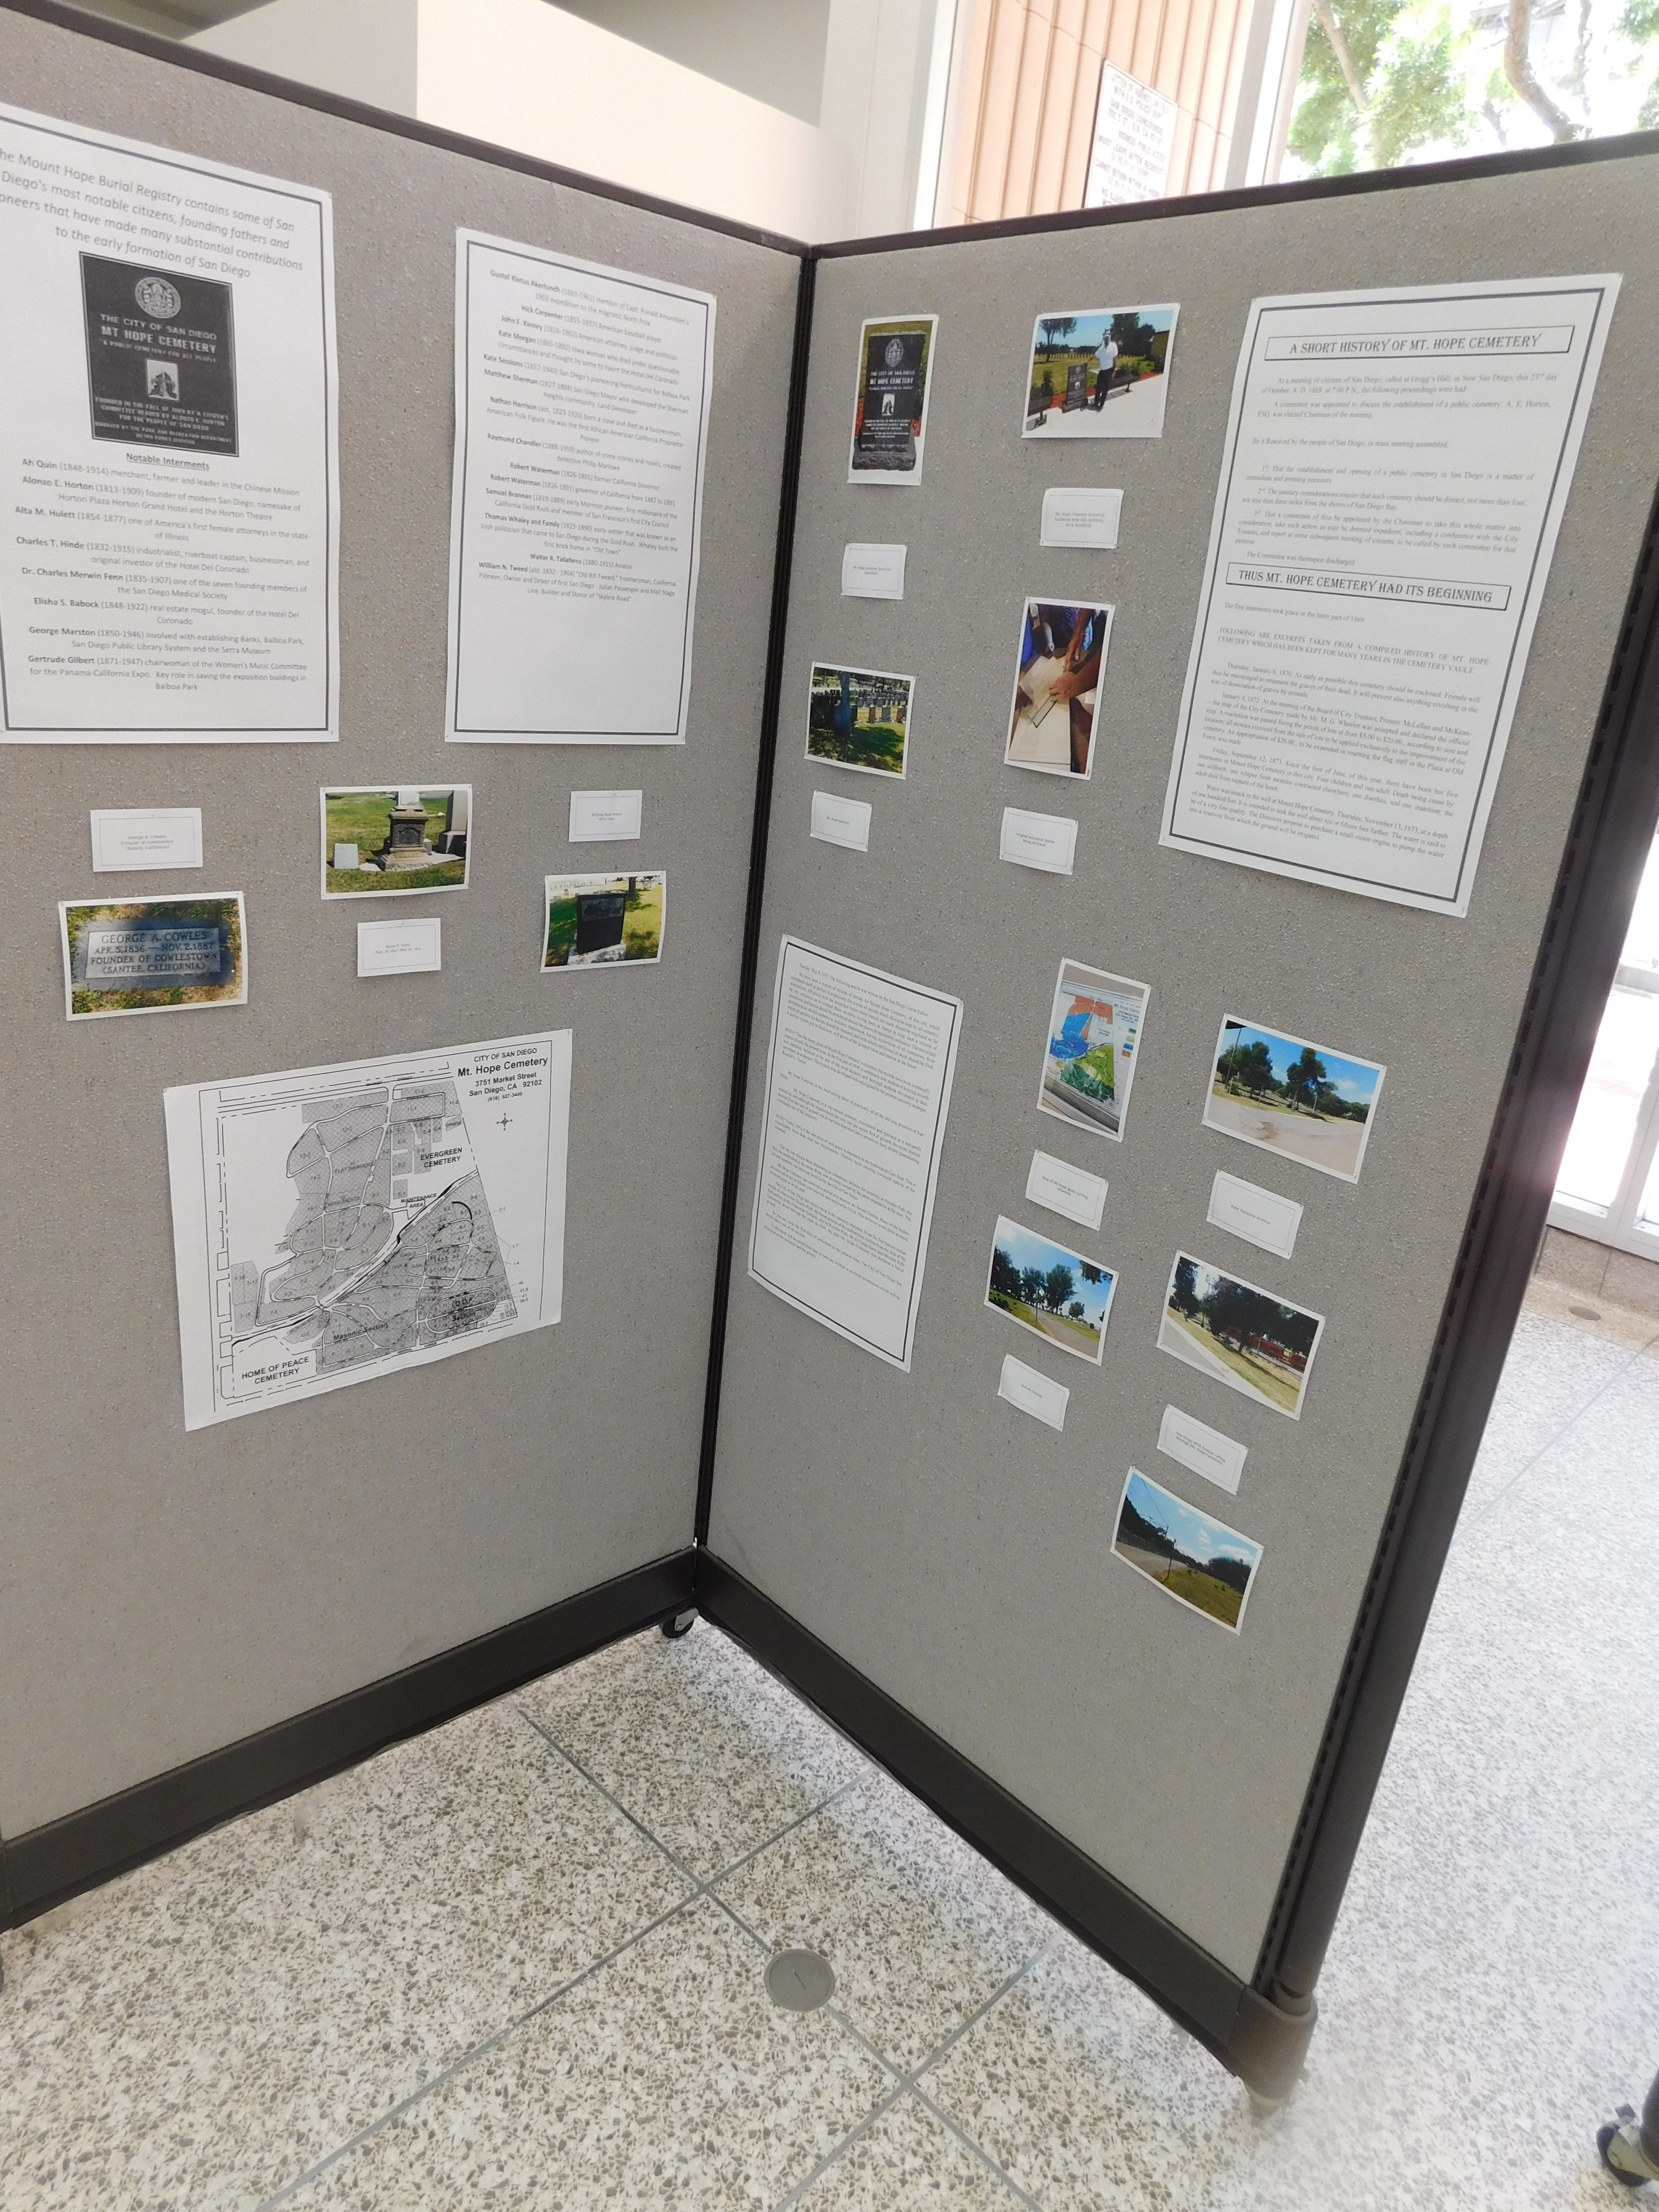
[
  {"x1": 0, "y1": 1549, "x2": 695, "y2": 1929},
  {"x1": 693, "y1": 1552, "x2": 1314, "y2": 2101}
]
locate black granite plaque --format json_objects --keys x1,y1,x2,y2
[
  {"x1": 851, "y1": 325, "x2": 928, "y2": 474},
  {"x1": 573, "y1": 890, "x2": 627, "y2": 956},
  {"x1": 81, "y1": 255, "x2": 238, "y2": 455},
  {"x1": 1061, "y1": 362, "x2": 1090, "y2": 411}
]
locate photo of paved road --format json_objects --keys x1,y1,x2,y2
[
  {"x1": 1160, "y1": 1305, "x2": 1304, "y2": 1414},
  {"x1": 986, "y1": 1214, "x2": 1114, "y2": 1366},
  {"x1": 1203, "y1": 1018, "x2": 1383, "y2": 1181},
  {"x1": 1158, "y1": 1253, "x2": 1323, "y2": 1419},
  {"x1": 1204, "y1": 1089, "x2": 1366, "y2": 1175}
]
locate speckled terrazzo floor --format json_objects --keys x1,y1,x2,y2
[{"x1": 2, "y1": 1291, "x2": 1657, "y2": 2211}]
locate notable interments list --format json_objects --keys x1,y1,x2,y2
[{"x1": 0, "y1": 101, "x2": 337, "y2": 740}]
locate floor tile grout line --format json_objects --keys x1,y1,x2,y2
[
  {"x1": 910, "y1": 2080, "x2": 1052, "y2": 2212},
  {"x1": 706, "y1": 1781, "x2": 861, "y2": 1889},
  {"x1": 515, "y1": 1694, "x2": 863, "y2": 1899},
  {"x1": 253, "y1": 1889, "x2": 703, "y2": 2209},
  {"x1": 769, "y1": 2081, "x2": 914, "y2": 2210},
  {"x1": 1463, "y1": 1325, "x2": 1657, "y2": 1530},
  {"x1": 764, "y1": 1958, "x2": 1046, "y2": 2212},
  {"x1": 513, "y1": 1706, "x2": 706, "y2": 1892}
]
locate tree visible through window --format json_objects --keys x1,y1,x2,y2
[{"x1": 1287, "y1": 0, "x2": 1659, "y2": 175}]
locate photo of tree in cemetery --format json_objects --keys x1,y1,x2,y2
[
  {"x1": 1022, "y1": 306, "x2": 1177, "y2": 436},
  {"x1": 1113, "y1": 1467, "x2": 1263, "y2": 1631},
  {"x1": 1203, "y1": 1016, "x2": 1386, "y2": 1181},
  {"x1": 986, "y1": 1214, "x2": 1116, "y2": 1365},
  {"x1": 542, "y1": 872, "x2": 665, "y2": 970},
  {"x1": 806, "y1": 663, "x2": 913, "y2": 777},
  {"x1": 1158, "y1": 1252, "x2": 1325, "y2": 1419}
]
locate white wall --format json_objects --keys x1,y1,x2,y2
[
  {"x1": 189, "y1": 0, "x2": 948, "y2": 240},
  {"x1": 554, "y1": 0, "x2": 831, "y2": 124},
  {"x1": 189, "y1": 0, "x2": 418, "y2": 110}
]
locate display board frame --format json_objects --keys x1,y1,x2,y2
[{"x1": 2, "y1": 0, "x2": 1658, "y2": 2107}]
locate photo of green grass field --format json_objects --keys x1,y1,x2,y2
[{"x1": 1113, "y1": 1467, "x2": 1262, "y2": 1632}]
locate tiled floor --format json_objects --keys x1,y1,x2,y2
[{"x1": 3, "y1": 1289, "x2": 1658, "y2": 2210}]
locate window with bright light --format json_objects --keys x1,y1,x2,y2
[
  {"x1": 1551, "y1": 831, "x2": 1659, "y2": 1250},
  {"x1": 1286, "y1": 0, "x2": 1659, "y2": 180}
]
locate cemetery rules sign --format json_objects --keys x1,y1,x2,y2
[
  {"x1": 445, "y1": 232, "x2": 716, "y2": 745},
  {"x1": 0, "y1": 103, "x2": 339, "y2": 742},
  {"x1": 165, "y1": 1031, "x2": 572, "y2": 1428},
  {"x1": 1083, "y1": 66, "x2": 1178, "y2": 209}
]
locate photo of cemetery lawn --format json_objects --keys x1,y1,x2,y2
[
  {"x1": 986, "y1": 1215, "x2": 1114, "y2": 1364},
  {"x1": 1158, "y1": 1254, "x2": 1322, "y2": 1419},
  {"x1": 543, "y1": 873, "x2": 664, "y2": 968},
  {"x1": 324, "y1": 790, "x2": 465, "y2": 896},
  {"x1": 1113, "y1": 1468, "x2": 1261, "y2": 1631},
  {"x1": 1204, "y1": 1018, "x2": 1384, "y2": 1181},
  {"x1": 807, "y1": 665, "x2": 911, "y2": 776}
]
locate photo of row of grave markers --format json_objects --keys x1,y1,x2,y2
[{"x1": 56, "y1": 786, "x2": 670, "y2": 1019}]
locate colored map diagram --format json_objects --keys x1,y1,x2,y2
[{"x1": 166, "y1": 1034, "x2": 570, "y2": 1428}]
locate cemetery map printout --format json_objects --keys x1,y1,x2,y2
[{"x1": 165, "y1": 1032, "x2": 570, "y2": 1428}]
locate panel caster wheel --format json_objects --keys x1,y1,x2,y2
[
  {"x1": 661, "y1": 1608, "x2": 697, "y2": 1639},
  {"x1": 1599, "y1": 2114, "x2": 1655, "y2": 2187}
]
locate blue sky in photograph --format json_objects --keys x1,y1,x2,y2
[
  {"x1": 1030, "y1": 307, "x2": 1176, "y2": 352},
  {"x1": 1123, "y1": 1469, "x2": 1261, "y2": 1571},
  {"x1": 1218, "y1": 1020, "x2": 1381, "y2": 1108},
  {"x1": 992, "y1": 1217, "x2": 1113, "y2": 1326}
]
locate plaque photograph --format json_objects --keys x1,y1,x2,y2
[
  {"x1": 81, "y1": 254, "x2": 239, "y2": 455},
  {"x1": 848, "y1": 313, "x2": 937, "y2": 482}
]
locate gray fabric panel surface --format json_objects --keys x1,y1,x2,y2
[
  {"x1": 0, "y1": 12, "x2": 798, "y2": 1837},
  {"x1": 709, "y1": 161, "x2": 1659, "y2": 1982}
]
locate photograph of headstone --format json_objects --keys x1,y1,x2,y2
[
  {"x1": 542, "y1": 871, "x2": 666, "y2": 969},
  {"x1": 59, "y1": 893, "x2": 246, "y2": 1019},
  {"x1": 320, "y1": 786, "x2": 471, "y2": 897}
]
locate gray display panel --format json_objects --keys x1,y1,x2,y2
[
  {"x1": 709, "y1": 172, "x2": 1659, "y2": 1981},
  {"x1": 0, "y1": 9, "x2": 797, "y2": 1841}
]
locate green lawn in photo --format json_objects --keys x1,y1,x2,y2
[
  {"x1": 1115, "y1": 1539, "x2": 1246, "y2": 1628},
  {"x1": 1164, "y1": 1307, "x2": 1301, "y2": 1414},
  {"x1": 808, "y1": 715, "x2": 905, "y2": 773},
  {"x1": 807, "y1": 667, "x2": 910, "y2": 775},
  {"x1": 989, "y1": 1289, "x2": 1101, "y2": 1358},
  {"x1": 325, "y1": 791, "x2": 464, "y2": 895},
  {"x1": 544, "y1": 875, "x2": 664, "y2": 968}
]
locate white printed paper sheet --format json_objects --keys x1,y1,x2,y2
[
  {"x1": 748, "y1": 938, "x2": 961, "y2": 1371},
  {"x1": 1161, "y1": 276, "x2": 1619, "y2": 914},
  {"x1": 0, "y1": 102, "x2": 338, "y2": 742},
  {"x1": 446, "y1": 231, "x2": 714, "y2": 744},
  {"x1": 166, "y1": 1031, "x2": 570, "y2": 1427}
]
